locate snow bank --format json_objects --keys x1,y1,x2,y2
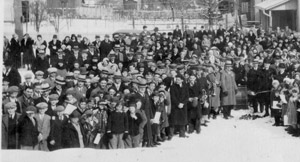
[{"x1": 2, "y1": 110, "x2": 300, "y2": 162}]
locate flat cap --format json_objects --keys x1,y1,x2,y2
[
  {"x1": 24, "y1": 73, "x2": 32, "y2": 79},
  {"x1": 47, "y1": 67, "x2": 58, "y2": 73},
  {"x1": 8, "y1": 86, "x2": 19, "y2": 93},
  {"x1": 26, "y1": 106, "x2": 37, "y2": 113},
  {"x1": 35, "y1": 71, "x2": 44, "y2": 75},
  {"x1": 36, "y1": 102, "x2": 48, "y2": 109},
  {"x1": 49, "y1": 94, "x2": 59, "y2": 101},
  {"x1": 54, "y1": 105, "x2": 65, "y2": 112},
  {"x1": 4, "y1": 102, "x2": 17, "y2": 109}
]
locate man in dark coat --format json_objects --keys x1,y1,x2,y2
[
  {"x1": 100, "y1": 34, "x2": 113, "y2": 61},
  {"x1": 169, "y1": 74, "x2": 189, "y2": 138},
  {"x1": 134, "y1": 79, "x2": 154, "y2": 147},
  {"x1": 187, "y1": 75, "x2": 201, "y2": 134},
  {"x1": 257, "y1": 60, "x2": 276, "y2": 117},
  {"x1": 9, "y1": 34, "x2": 21, "y2": 68},
  {"x1": 62, "y1": 110, "x2": 86, "y2": 148},
  {"x1": 48, "y1": 34, "x2": 61, "y2": 63},
  {"x1": 247, "y1": 61, "x2": 262, "y2": 113},
  {"x1": 3, "y1": 60, "x2": 21, "y2": 87},
  {"x1": 18, "y1": 106, "x2": 40, "y2": 150},
  {"x1": 173, "y1": 25, "x2": 182, "y2": 39},
  {"x1": 47, "y1": 105, "x2": 68, "y2": 151},
  {"x1": 2, "y1": 102, "x2": 22, "y2": 149},
  {"x1": 32, "y1": 50, "x2": 50, "y2": 76}
]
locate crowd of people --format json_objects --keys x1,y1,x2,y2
[{"x1": 2, "y1": 24, "x2": 300, "y2": 151}]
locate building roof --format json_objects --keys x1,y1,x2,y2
[{"x1": 255, "y1": 0, "x2": 290, "y2": 10}]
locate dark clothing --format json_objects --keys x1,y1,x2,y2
[
  {"x1": 2, "y1": 113, "x2": 21, "y2": 149},
  {"x1": 32, "y1": 56, "x2": 50, "y2": 77},
  {"x1": 18, "y1": 116, "x2": 39, "y2": 147},
  {"x1": 107, "y1": 111, "x2": 128, "y2": 134},
  {"x1": 99, "y1": 40, "x2": 113, "y2": 61},
  {"x1": 48, "y1": 115, "x2": 68, "y2": 151},
  {"x1": 20, "y1": 38, "x2": 35, "y2": 64},
  {"x1": 3, "y1": 67, "x2": 21, "y2": 87},
  {"x1": 170, "y1": 83, "x2": 189, "y2": 126},
  {"x1": 62, "y1": 122, "x2": 86, "y2": 148},
  {"x1": 127, "y1": 112, "x2": 142, "y2": 136}
]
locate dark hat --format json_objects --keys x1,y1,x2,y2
[
  {"x1": 279, "y1": 63, "x2": 286, "y2": 69},
  {"x1": 66, "y1": 72, "x2": 75, "y2": 79},
  {"x1": 73, "y1": 46, "x2": 79, "y2": 50},
  {"x1": 169, "y1": 64, "x2": 177, "y2": 70},
  {"x1": 49, "y1": 94, "x2": 59, "y2": 101},
  {"x1": 225, "y1": 60, "x2": 233, "y2": 67},
  {"x1": 53, "y1": 35, "x2": 58, "y2": 39},
  {"x1": 84, "y1": 109, "x2": 93, "y2": 116},
  {"x1": 95, "y1": 35, "x2": 100, "y2": 38},
  {"x1": 143, "y1": 25, "x2": 147, "y2": 29},
  {"x1": 80, "y1": 67, "x2": 89, "y2": 75},
  {"x1": 54, "y1": 105, "x2": 65, "y2": 112},
  {"x1": 175, "y1": 74, "x2": 185, "y2": 80},
  {"x1": 154, "y1": 27, "x2": 159, "y2": 32},
  {"x1": 70, "y1": 110, "x2": 81, "y2": 118},
  {"x1": 47, "y1": 67, "x2": 58, "y2": 74},
  {"x1": 264, "y1": 59, "x2": 271, "y2": 64},
  {"x1": 177, "y1": 64, "x2": 185, "y2": 70},
  {"x1": 25, "y1": 106, "x2": 36, "y2": 113},
  {"x1": 8, "y1": 86, "x2": 19, "y2": 93},
  {"x1": 114, "y1": 75, "x2": 122, "y2": 80}
]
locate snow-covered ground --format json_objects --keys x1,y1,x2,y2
[{"x1": 2, "y1": 110, "x2": 300, "y2": 162}]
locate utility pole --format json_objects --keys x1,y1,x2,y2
[{"x1": 14, "y1": 0, "x2": 23, "y2": 39}]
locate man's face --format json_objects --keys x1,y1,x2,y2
[
  {"x1": 39, "y1": 108, "x2": 47, "y2": 114},
  {"x1": 10, "y1": 92, "x2": 18, "y2": 99},
  {"x1": 24, "y1": 88, "x2": 33, "y2": 98},
  {"x1": 176, "y1": 77, "x2": 183, "y2": 85},
  {"x1": 100, "y1": 80, "x2": 107, "y2": 88},
  {"x1": 7, "y1": 107, "x2": 17, "y2": 115},
  {"x1": 264, "y1": 63, "x2": 270, "y2": 69},
  {"x1": 138, "y1": 86, "x2": 146, "y2": 93},
  {"x1": 42, "y1": 90, "x2": 50, "y2": 97}
]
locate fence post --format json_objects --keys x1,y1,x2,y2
[
  {"x1": 181, "y1": 15, "x2": 184, "y2": 31},
  {"x1": 132, "y1": 15, "x2": 135, "y2": 29}
]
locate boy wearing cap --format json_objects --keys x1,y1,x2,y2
[
  {"x1": 34, "y1": 102, "x2": 51, "y2": 151},
  {"x1": 3, "y1": 86, "x2": 22, "y2": 114},
  {"x1": 2, "y1": 102, "x2": 22, "y2": 149},
  {"x1": 125, "y1": 102, "x2": 142, "y2": 148},
  {"x1": 18, "y1": 106, "x2": 40, "y2": 150}
]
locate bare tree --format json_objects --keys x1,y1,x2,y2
[
  {"x1": 199, "y1": 0, "x2": 223, "y2": 27},
  {"x1": 30, "y1": 0, "x2": 48, "y2": 32}
]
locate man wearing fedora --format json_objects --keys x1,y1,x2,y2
[
  {"x1": 220, "y1": 60, "x2": 238, "y2": 119},
  {"x1": 169, "y1": 74, "x2": 189, "y2": 138},
  {"x1": 34, "y1": 83, "x2": 52, "y2": 106}
]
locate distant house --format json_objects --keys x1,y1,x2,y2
[{"x1": 255, "y1": 0, "x2": 300, "y2": 32}]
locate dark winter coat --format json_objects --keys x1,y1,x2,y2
[
  {"x1": 48, "y1": 115, "x2": 68, "y2": 151},
  {"x1": 107, "y1": 111, "x2": 128, "y2": 134},
  {"x1": 170, "y1": 83, "x2": 189, "y2": 126},
  {"x1": 62, "y1": 122, "x2": 87, "y2": 148},
  {"x1": 18, "y1": 116, "x2": 39, "y2": 147}
]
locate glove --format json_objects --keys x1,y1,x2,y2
[
  {"x1": 123, "y1": 132, "x2": 129, "y2": 140},
  {"x1": 223, "y1": 91, "x2": 228, "y2": 96},
  {"x1": 106, "y1": 132, "x2": 113, "y2": 139}
]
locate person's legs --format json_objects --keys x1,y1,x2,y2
[
  {"x1": 179, "y1": 125, "x2": 187, "y2": 137},
  {"x1": 109, "y1": 134, "x2": 118, "y2": 149},
  {"x1": 131, "y1": 135, "x2": 140, "y2": 148},
  {"x1": 20, "y1": 145, "x2": 34, "y2": 150},
  {"x1": 117, "y1": 133, "x2": 124, "y2": 149}
]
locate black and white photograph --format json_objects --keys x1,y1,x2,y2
[{"x1": 1, "y1": 0, "x2": 300, "y2": 162}]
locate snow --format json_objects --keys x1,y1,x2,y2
[{"x1": 2, "y1": 110, "x2": 300, "y2": 162}]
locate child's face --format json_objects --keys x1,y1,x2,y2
[
  {"x1": 80, "y1": 102, "x2": 87, "y2": 109},
  {"x1": 129, "y1": 106, "x2": 136, "y2": 113},
  {"x1": 116, "y1": 104, "x2": 123, "y2": 111},
  {"x1": 153, "y1": 96, "x2": 159, "y2": 102}
]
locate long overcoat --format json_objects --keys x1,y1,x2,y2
[
  {"x1": 220, "y1": 70, "x2": 238, "y2": 106},
  {"x1": 169, "y1": 83, "x2": 189, "y2": 126}
]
